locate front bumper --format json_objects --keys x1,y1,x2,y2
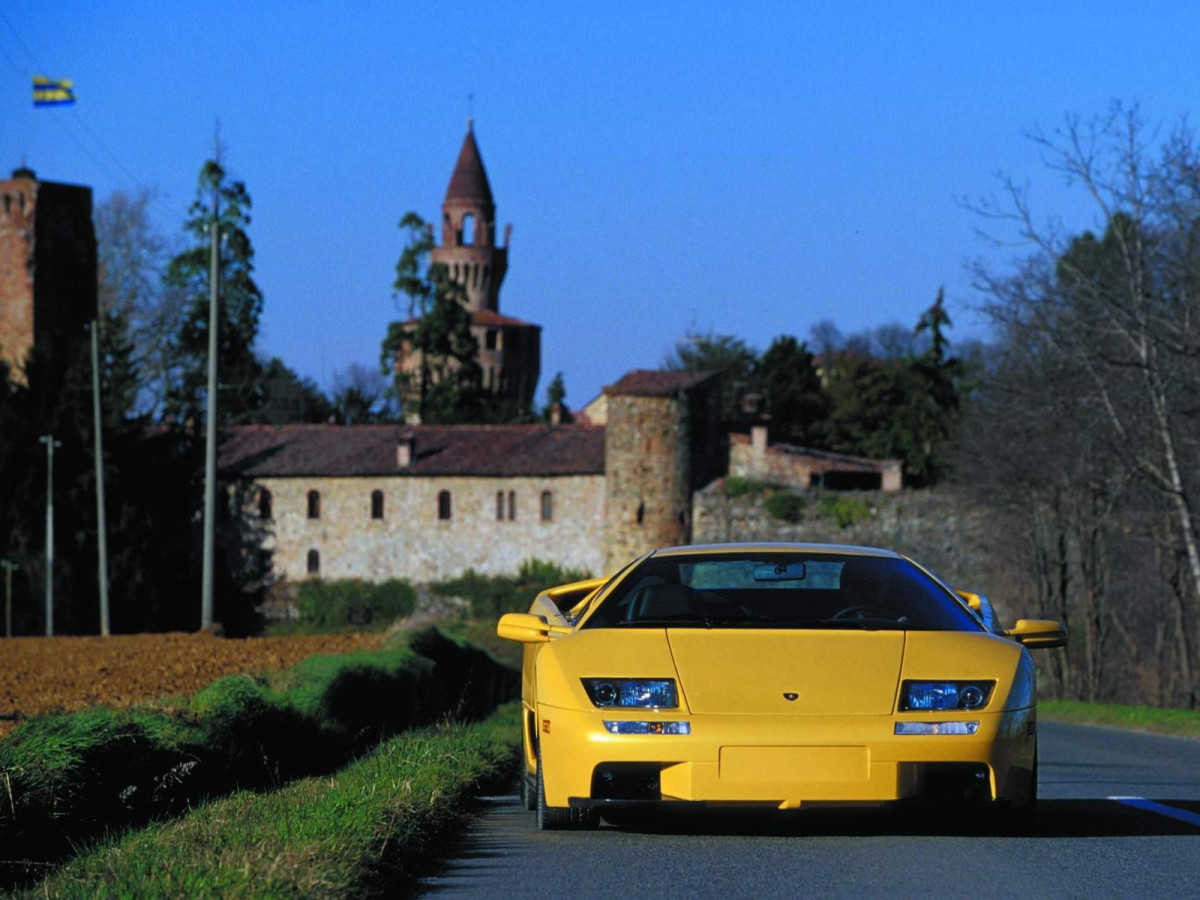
[{"x1": 537, "y1": 704, "x2": 1035, "y2": 809}]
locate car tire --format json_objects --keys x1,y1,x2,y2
[
  {"x1": 997, "y1": 746, "x2": 1039, "y2": 832},
  {"x1": 536, "y1": 745, "x2": 599, "y2": 830},
  {"x1": 521, "y1": 765, "x2": 536, "y2": 811}
]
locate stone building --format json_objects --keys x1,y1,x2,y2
[
  {"x1": 220, "y1": 421, "x2": 608, "y2": 583},
  {"x1": 0, "y1": 167, "x2": 96, "y2": 382},
  {"x1": 730, "y1": 426, "x2": 902, "y2": 492},
  {"x1": 218, "y1": 369, "x2": 721, "y2": 584},
  {"x1": 394, "y1": 122, "x2": 541, "y2": 416}
]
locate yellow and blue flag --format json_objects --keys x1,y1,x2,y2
[{"x1": 33, "y1": 76, "x2": 75, "y2": 107}]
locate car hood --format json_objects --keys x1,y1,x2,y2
[{"x1": 666, "y1": 629, "x2": 906, "y2": 716}]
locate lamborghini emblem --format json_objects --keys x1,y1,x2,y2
[{"x1": 783, "y1": 692, "x2": 799, "y2": 702}]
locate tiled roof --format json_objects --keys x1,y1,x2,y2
[
  {"x1": 218, "y1": 423, "x2": 604, "y2": 478},
  {"x1": 397, "y1": 309, "x2": 539, "y2": 328},
  {"x1": 603, "y1": 369, "x2": 714, "y2": 397},
  {"x1": 730, "y1": 432, "x2": 900, "y2": 472},
  {"x1": 445, "y1": 122, "x2": 493, "y2": 204}
]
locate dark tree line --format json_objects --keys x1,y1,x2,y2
[{"x1": 664, "y1": 293, "x2": 970, "y2": 485}]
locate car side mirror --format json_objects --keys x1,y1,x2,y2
[
  {"x1": 497, "y1": 612, "x2": 571, "y2": 643},
  {"x1": 954, "y1": 588, "x2": 1000, "y2": 633},
  {"x1": 1004, "y1": 618, "x2": 1067, "y2": 649}
]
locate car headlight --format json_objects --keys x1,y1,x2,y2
[
  {"x1": 582, "y1": 678, "x2": 678, "y2": 708},
  {"x1": 900, "y1": 680, "x2": 994, "y2": 711}
]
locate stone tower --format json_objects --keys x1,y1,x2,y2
[
  {"x1": 396, "y1": 122, "x2": 541, "y2": 418},
  {"x1": 0, "y1": 167, "x2": 96, "y2": 383},
  {"x1": 601, "y1": 370, "x2": 723, "y2": 570},
  {"x1": 430, "y1": 119, "x2": 507, "y2": 312}
]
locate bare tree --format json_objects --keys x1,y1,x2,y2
[
  {"x1": 95, "y1": 188, "x2": 184, "y2": 419},
  {"x1": 968, "y1": 104, "x2": 1200, "y2": 706}
]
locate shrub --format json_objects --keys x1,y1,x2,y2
[
  {"x1": 764, "y1": 490, "x2": 806, "y2": 523},
  {"x1": 295, "y1": 578, "x2": 417, "y2": 628},
  {"x1": 725, "y1": 476, "x2": 770, "y2": 499},
  {"x1": 432, "y1": 559, "x2": 590, "y2": 618},
  {"x1": 820, "y1": 494, "x2": 872, "y2": 528}
]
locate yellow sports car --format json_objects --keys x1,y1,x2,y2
[{"x1": 497, "y1": 542, "x2": 1066, "y2": 830}]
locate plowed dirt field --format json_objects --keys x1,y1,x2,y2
[{"x1": 0, "y1": 632, "x2": 385, "y2": 738}]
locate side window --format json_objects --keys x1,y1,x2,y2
[
  {"x1": 507, "y1": 490, "x2": 516, "y2": 521},
  {"x1": 371, "y1": 489, "x2": 384, "y2": 520},
  {"x1": 259, "y1": 488, "x2": 272, "y2": 519},
  {"x1": 438, "y1": 490, "x2": 452, "y2": 521},
  {"x1": 496, "y1": 490, "x2": 504, "y2": 521},
  {"x1": 307, "y1": 490, "x2": 320, "y2": 519},
  {"x1": 306, "y1": 548, "x2": 320, "y2": 575},
  {"x1": 541, "y1": 490, "x2": 553, "y2": 522}
]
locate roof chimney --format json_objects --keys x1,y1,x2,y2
[{"x1": 397, "y1": 436, "x2": 416, "y2": 468}]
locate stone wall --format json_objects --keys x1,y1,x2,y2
[
  {"x1": 693, "y1": 481, "x2": 1031, "y2": 624},
  {"x1": 256, "y1": 473, "x2": 606, "y2": 584}
]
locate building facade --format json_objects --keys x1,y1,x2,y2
[{"x1": 395, "y1": 122, "x2": 541, "y2": 416}]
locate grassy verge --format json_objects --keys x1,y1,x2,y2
[
  {"x1": 0, "y1": 627, "x2": 517, "y2": 888},
  {"x1": 1040, "y1": 699, "x2": 1200, "y2": 738},
  {"x1": 23, "y1": 703, "x2": 520, "y2": 899}
]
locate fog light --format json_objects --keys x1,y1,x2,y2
[
  {"x1": 603, "y1": 720, "x2": 691, "y2": 735},
  {"x1": 894, "y1": 721, "x2": 979, "y2": 735}
]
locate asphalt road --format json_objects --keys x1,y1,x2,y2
[{"x1": 420, "y1": 722, "x2": 1200, "y2": 899}]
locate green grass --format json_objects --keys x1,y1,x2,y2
[
  {"x1": 440, "y1": 617, "x2": 525, "y2": 670},
  {"x1": 819, "y1": 494, "x2": 872, "y2": 528},
  {"x1": 0, "y1": 628, "x2": 516, "y2": 888},
  {"x1": 763, "y1": 490, "x2": 806, "y2": 522},
  {"x1": 1039, "y1": 700, "x2": 1200, "y2": 738},
  {"x1": 23, "y1": 704, "x2": 521, "y2": 900},
  {"x1": 724, "y1": 476, "x2": 772, "y2": 499}
]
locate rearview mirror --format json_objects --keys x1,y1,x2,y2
[
  {"x1": 1004, "y1": 618, "x2": 1067, "y2": 649},
  {"x1": 497, "y1": 612, "x2": 562, "y2": 643}
]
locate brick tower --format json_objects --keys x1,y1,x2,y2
[
  {"x1": 396, "y1": 121, "x2": 541, "y2": 418},
  {"x1": 0, "y1": 167, "x2": 96, "y2": 383}
]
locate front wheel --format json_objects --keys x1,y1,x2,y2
[{"x1": 536, "y1": 745, "x2": 599, "y2": 830}]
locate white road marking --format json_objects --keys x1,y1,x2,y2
[{"x1": 1109, "y1": 796, "x2": 1200, "y2": 827}]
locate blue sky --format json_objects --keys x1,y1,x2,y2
[{"x1": 3, "y1": 2, "x2": 1198, "y2": 407}]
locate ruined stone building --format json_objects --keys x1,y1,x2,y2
[
  {"x1": 393, "y1": 122, "x2": 541, "y2": 418},
  {"x1": 0, "y1": 167, "x2": 96, "y2": 383}
]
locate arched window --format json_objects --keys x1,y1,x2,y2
[
  {"x1": 485, "y1": 329, "x2": 498, "y2": 350},
  {"x1": 541, "y1": 490, "x2": 553, "y2": 522},
  {"x1": 259, "y1": 488, "x2": 272, "y2": 519},
  {"x1": 496, "y1": 490, "x2": 505, "y2": 521},
  {"x1": 507, "y1": 490, "x2": 516, "y2": 521},
  {"x1": 307, "y1": 549, "x2": 320, "y2": 575},
  {"x1": 371, "y1": 489, "x2": 384, "y2": 520},
  {"x1": 438, "y1": 490, "x2": 452, "y2": 520},
  {"x1": 307, "y1": 490, "x2": 320, "y2": 519},
  {"x1": 461, "y1": 213, "x2": 475, "y2": 245},
  {"x1": 636, "y1": 501, "x2": 645, "y2": 525}
]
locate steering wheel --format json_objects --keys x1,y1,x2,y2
[{"x1": 831, "y1": 605, "x2": 896, "y2": 621}]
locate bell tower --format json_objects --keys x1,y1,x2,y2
[{"x1": 429, "y1": 119, "x2": 508, "y2": 312}]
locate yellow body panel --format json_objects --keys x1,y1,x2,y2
[{"x1": 502, "y1": 543, "x2": 1053, "y2": 812}]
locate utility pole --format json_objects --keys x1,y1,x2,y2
[
  {"x1": 39, "y1": 435, "x2": 61, "y2": 636},
  {"x1": 200, "y1": 181, "x2": 220, "y2": 630},
  {"x1": 91, "y1": 322, "x2": 111, "y2": 636},
  {"x1": 1, "y1": 560, "x2": 15, "y2": 638}
]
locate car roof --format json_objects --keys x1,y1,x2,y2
[{"x1": 649, "y1": 542, "x2": 902, "y2": 559}]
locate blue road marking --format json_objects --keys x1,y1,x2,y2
[{"x1": 1109, "y1": 796, "x2": 1200, "y2": 828}]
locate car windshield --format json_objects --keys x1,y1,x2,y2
[{"x1": 581, "y1": 552, "x2": 982, "y2": 631}]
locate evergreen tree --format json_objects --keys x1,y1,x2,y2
[
  {"x1": 382, "y1": 212, "x2": 485, "y2": 423},
  {"x1": 164, "y1": 158, "x2": 264, "y2": 426},
  {"x1": 543, "y1": 372, "x2": 575, "y2": 423},
  {"x1": 757, "y1": 336, "x2": 828, "y2": 445}
]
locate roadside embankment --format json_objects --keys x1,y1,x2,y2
[
  {"x1": 1039, "y1": 700, "x2": 1200, "y2": 739},
  {"x1": 0, "y1": 627, "x2": 517, "y2": 889},
  {"x1": 21, "y1": 703, "x2": 520, "y2": 900}
]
